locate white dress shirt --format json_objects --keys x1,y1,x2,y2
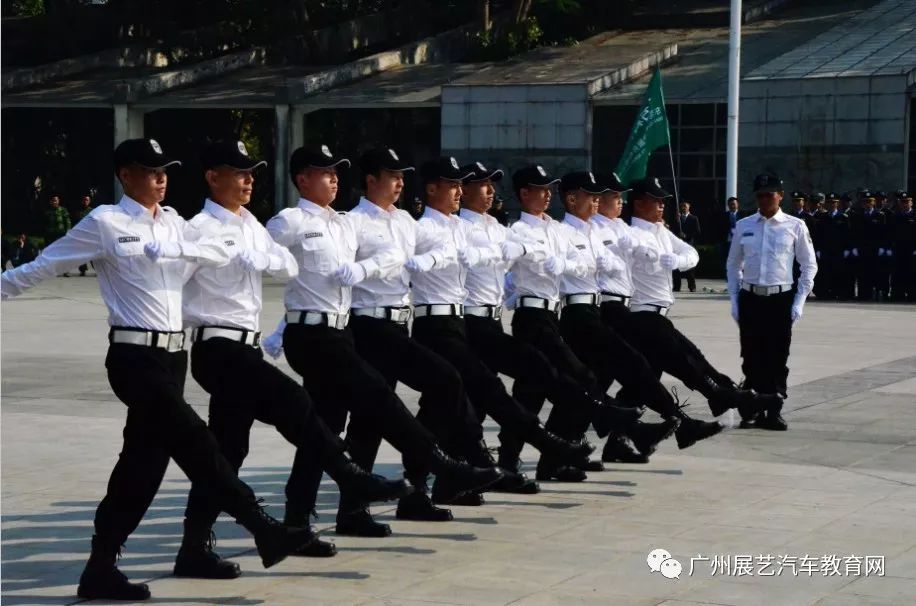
[
  {"x1": 1, "y1": 195, "x2": 229, "y2": 332},
  {"x1": 183, "y1": 199, "x2": 297, "y2": 331},
  {"x1": 509, "y1": 212, "x2": 586, "y2": 304},
  {"x1": 590, "y1": 214, "x2": 639, "y2": 296},
  {"x1": 458, "y1": 208, "x2": 510, "y2": 306},
  {"x1": 266, "y1": 198, "x2": 405, "y2": 314},
  {"x1": 411, "y1": 206, "x2": 475, "y2": 306},
  {"x1": 349, "y1": 197, "x2": 419, "y2": 308},
  {"x1": 629, "y1": 216, "x2": 699, "y2": 307},
  {"x1": 558, "y1": 214, "x2": 609, "y2": 296},
  {"x1": 726, "y1": 209, "x2": 817, "y2": 305}
]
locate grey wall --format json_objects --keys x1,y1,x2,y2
[{"x1": 738, "y1": 74, "x2": 910, "y2": 199}]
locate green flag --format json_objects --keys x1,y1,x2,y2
[{"x1": 614, "y1": 67, "x2": 671, "y2": 187}]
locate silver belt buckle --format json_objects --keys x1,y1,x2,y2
[{"x1": 167, "y1": 332, "x2": 185, "y2": 352}]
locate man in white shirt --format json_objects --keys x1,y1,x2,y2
[
  {"x1": 266, "y1": 145, "x2": 501, "y2": 538},
  {"x1": 0, "y1": 139, "x2": 315, "y2": 601},
  {"x1": 506, "y1": 166, "x2": 663, "y2": 482},
  {"x1": 622, "y1": 177, "x2": 780, "y2": 426},
  {"x1": 345, "y1": 148, "x2": 498, "y2": 524},
  {"x1": 727, "y1": 173, "x2": 817, "y2": 430},
  {"x1": 459, "y1": 162, "x2": 608, "y2": 489},
  {"x1": 408, "y1": 157, "x2": 593, "y2": 503},
  {"x1": 177, "y1": 141, "x2": 411, "y2": 577}
]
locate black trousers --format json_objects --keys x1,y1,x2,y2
[
  {"x1": 465, "y1": 314, "x2": 595, "y2": 461},
  {"x1": 510, "y1": 307, "x2": 597, "y2": 441},
  {"x1": 558, "y1": 304, "x2": 679, "y2": 418},
  {"x1": 737, "y1": 289, "x2": 794, "y2": 397},
  {"x1": 857, "y1": 246, "x2": 878, "y2": 300},
  {"x1": 346, "y1": 315, "x2": 482, "y2": 484},
  {"x1": 673, "y1": 268, "x2": 696, "y2": 292},
  {"x1": 601, "y1": 303, "x2": 734, "y2": 409},
  {"x1": 183, "y1": 338, "x2": 346, "y2": 528},
  {"x1": 412, "y1": 315, "x2": 539, "y2": 435},
  {"x1": 282, "y1": 323, "x2": 439, "y2": 512},
  {"x1": 95, "y1": 343, "x2": 257, "y2": 548}
]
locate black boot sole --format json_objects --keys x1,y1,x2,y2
[
  {"x1": 676, "y1": 421, "x2": 723, "y2": 450},
  {"x1": 292, "y1": 538, "x2": 338, "y2": 557}
]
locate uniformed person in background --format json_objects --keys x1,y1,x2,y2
[
  {"x1": 875, "y1": 191, "x2": 895, "y2": 300},
  {"x1": 0, "y1": 139, "x2": 316, "y2": 601},
  {"x1": 790, "y1": 191, "x2": 807, "y2": 219},
  {"x1": 74, "y1": 193, "x2": 95, "y2": 275},
  {"x1": 834, "y1": 193, "x2": 856, "y2": 300},
  {"x1": 176, "y1": 141, "x2": 411, "y2": 577},
  {"x1": 892, "y1": 192, "x2": 915, "y2": 301},
  {"x1": 727, "y1": 173, "x2": 817, "y2": 431},
  {"x1": 265, "y1": 145, "x2": 502, "y2": 537},
  {"x1": 809, "y1": 193, "x2": 828, "y2": 298},
  {"x1": 853, "y1": 191, "x2": 884, "y2": 301}
]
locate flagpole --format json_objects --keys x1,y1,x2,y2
[{"x1": 726, "y1": 0, "x2": 742, "y2": 208}]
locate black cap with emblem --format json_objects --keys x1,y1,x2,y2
[
  {"x1": 752, "y1": 173, "x2": 783, "y2": 194},
  {"x1": 461, "y1": 161, "x2": 504, "y2": 183},
  {"x1": 512, "y1": 165, "x2": 560, "y2": 191},
  {"x1": 827, "y1": 192, "x2": 840, "y2": 202},
  {"x1": 114, "y1": 138, "x2": 181, "y2": 172},
  {"x1": 420, "y1": 156, "x2": 473, "y2": 184},
  {"x1": 812, "y1": 192, "x2": 826, "y2": 203},
  {"x1": 630, "y1": 177, "x2": 673, "y2": 199},
  {"x1": 359, "y1": 147, "x2": 415, "y2": 174},
  {"x1": 560, "y1": 171, "x2": 608, "y2": 195},
  {"x1": 791, "y1": 191, "x2": 807, "y2": 201},
  {"x1": 289, "y1": 145, "x2": 350, "y2": 180},
  {"x1": 597, "y1": 172, "x2": 630, "y2": 193},
  {"x1": 201, "y1": 140, "x2": 267, "y2": 171}
]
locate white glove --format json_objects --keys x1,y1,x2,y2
[
  {"x1": 500, "y1": 240, "x2": 526, "y2": 262},
  {"x1": 843, "y1": 250, "x2": 850, "y2": 258},
  {"x1": 791, "y1": 303, "x2": 804, "y2": 323},
  {"x1": 543, "y1": 256, "x2": 565, "y2": 276},
  {"x1": 236, "y1": 249, "x2": 270, "y2": 272},
  {"x1": 596, "y1": 254, "x2": 622, "y2": 276},
  {"x1": 143, "y1": 240, "x2": 182, "y2": 261},
  {"x1": 816, "y1": 250, "x2": 822, "y2": 259},
  {"x1": 635, "y1": 244, "x2": 660, "y2": 263},
  {"x1": 730, "y1": 297, "x2": 739, "y2": 323},
  {"x1": 659, "y1": 253, "x2": 679, "y2": 270},
  {"x1": 334, "y1": 261, "x2": 367, "y2": 286},
  {"x1": 405, "y1": 254, "x2": 435, "y2": 273},
  {"x1": 887, "y1": 250, "x2": 893, "y2": 257},
  {"x1": 261, "y1": 324, "x2": 285, "y2": 359},
  {"x1": 458, "y1": 247, "x2": 481, "y2": 268},
  {"x1": 878, "y1": 248, "x2": 885, "y2": 256},
  {"x1": 852, "y1": 248, "x2": 859, "y2": 257}
]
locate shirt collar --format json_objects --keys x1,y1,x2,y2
[
  {"x1": 755, "y1": 209, "x2": 788, "y2": 223},
  {"x1": 297, "y1": 197, "x2": 335, "y2": 218},
  {"x1": 562, "y1": 213, "x2": 589, "y2": 232},
  {"x1": 459, "y1": 208, "x2": 488, "y2": 224},
  {"x1": 590, "y1": 213, "x2": 612, "y2": 227},
  {"x1": 631, "y1": 216, "x2": 660, "y2": 232},
  {"x1": 204, "y1": 198, "x2": 251, "y2": 226},
  {"x1": 357, "y1": 196, "x2": 397, "y2": 217},
  {"x1": 422, "y1": 206, "x2": 455, "y2": 225},
  {"x1": 119, "y1": 195, "x2": 160, "y2": 222},
  {"x1": 520, "y1": 211, "x2": 549, "y2": 228}
]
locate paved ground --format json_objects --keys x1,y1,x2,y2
[{"x1": 2, "y1": 277, "x2": 915, "y2": 606}]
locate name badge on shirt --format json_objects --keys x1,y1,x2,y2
[
  {"x1": 224, "y1": 239, "x2": 236, "y2": 247},
  {"x1": 303, "y1": 232, "x2": 323, "y2": 239},
  {"x1": 118, "y1": 236, "x2": 141, "y2": 243},
  {"x1": 602, "y1": 239, "x2": 614, "y2": 246},
  {"x1": 742, "y1": 231, "x2": 754, "y2": 237},
  {"x1": 575, "y1": 244, "x2": 586, "y2": 250}
]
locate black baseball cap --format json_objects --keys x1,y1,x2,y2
[
  {"x1": 201, "y1": 140, "x2": 267, "y2": 171},
  {"x1": 420, "y1": 156, "x2": 473, "y2": 183},
  {"x1": 358, "y1": 147, "x2": 415, "y2": 174},
  {"x1": 812, "y1": 192, "x2": 825, "y2": 203},
  {"x1": 827, "y1": 192, "x2": 840, "y2": 201},
  {"x1": 630, "y1": 177, "x2": 672, "y2": 199},
  {"x1": 114, "y1": 138, "x2": 181, "y2": 172},
  {"x1": 900, "y1": 191, "x2": 912, "y2": 200},
  {"x1": 289, "y1": 144, "x2": 350, "y2": 177},
  {"x1": 874, "y1": 190, "x2": 887, "y2": 199},
  {"x1": 753, "y1": 173, "x2": 783, "y2": 194},
  {"x1": 597, "y1": 172, "x2": 630, "y2": 193},
  {"x1": 791, "y1": 191, "x2": 807, "y2": 200},
  {"x1": 461, "y1": 161, "x2": 504, "y2": 183},
  {"x1": 512, "y1": 165, "x2": 560, "y2": 191},
  {"x1": 560, "y1": 171, "x2": 607, "y2": 195}
]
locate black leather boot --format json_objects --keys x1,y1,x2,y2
[
  {"x1": 430, "y1": 446, "x2": 504, "y2": 497},
  {"x1": 592, "y1": 397, "x2": 645, "y2": 438},
  {"x1": 525, "y1": 423, "x2": 595, "y2": 464},
  {"x1": 325, "y1": 452, "x2": 413, "y2": 514},
  {"x1": 284, "y1": 506, "x2": 337, "y2": 557},
  {"x1": 397, "y1": 481, "x2": 454, "y2": 521},
  {"x1": 601, "y1": 434, "x2": 649, "y2": 463},
  {"x1": 336, "y1": 507, "x2": 392, "y2": 537},
  {"x1": 77, "y1": 536, "x2": 151, "y2": 601},
  {"x1": 173, "y1": 519, "x2": 242, "y2": 579},
  {"x1": 234, "y1": 499, "x2": 316, "y2": 568},
  {"x1": 623, "y1": 418, "x2": 680, "y2": 457}
]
